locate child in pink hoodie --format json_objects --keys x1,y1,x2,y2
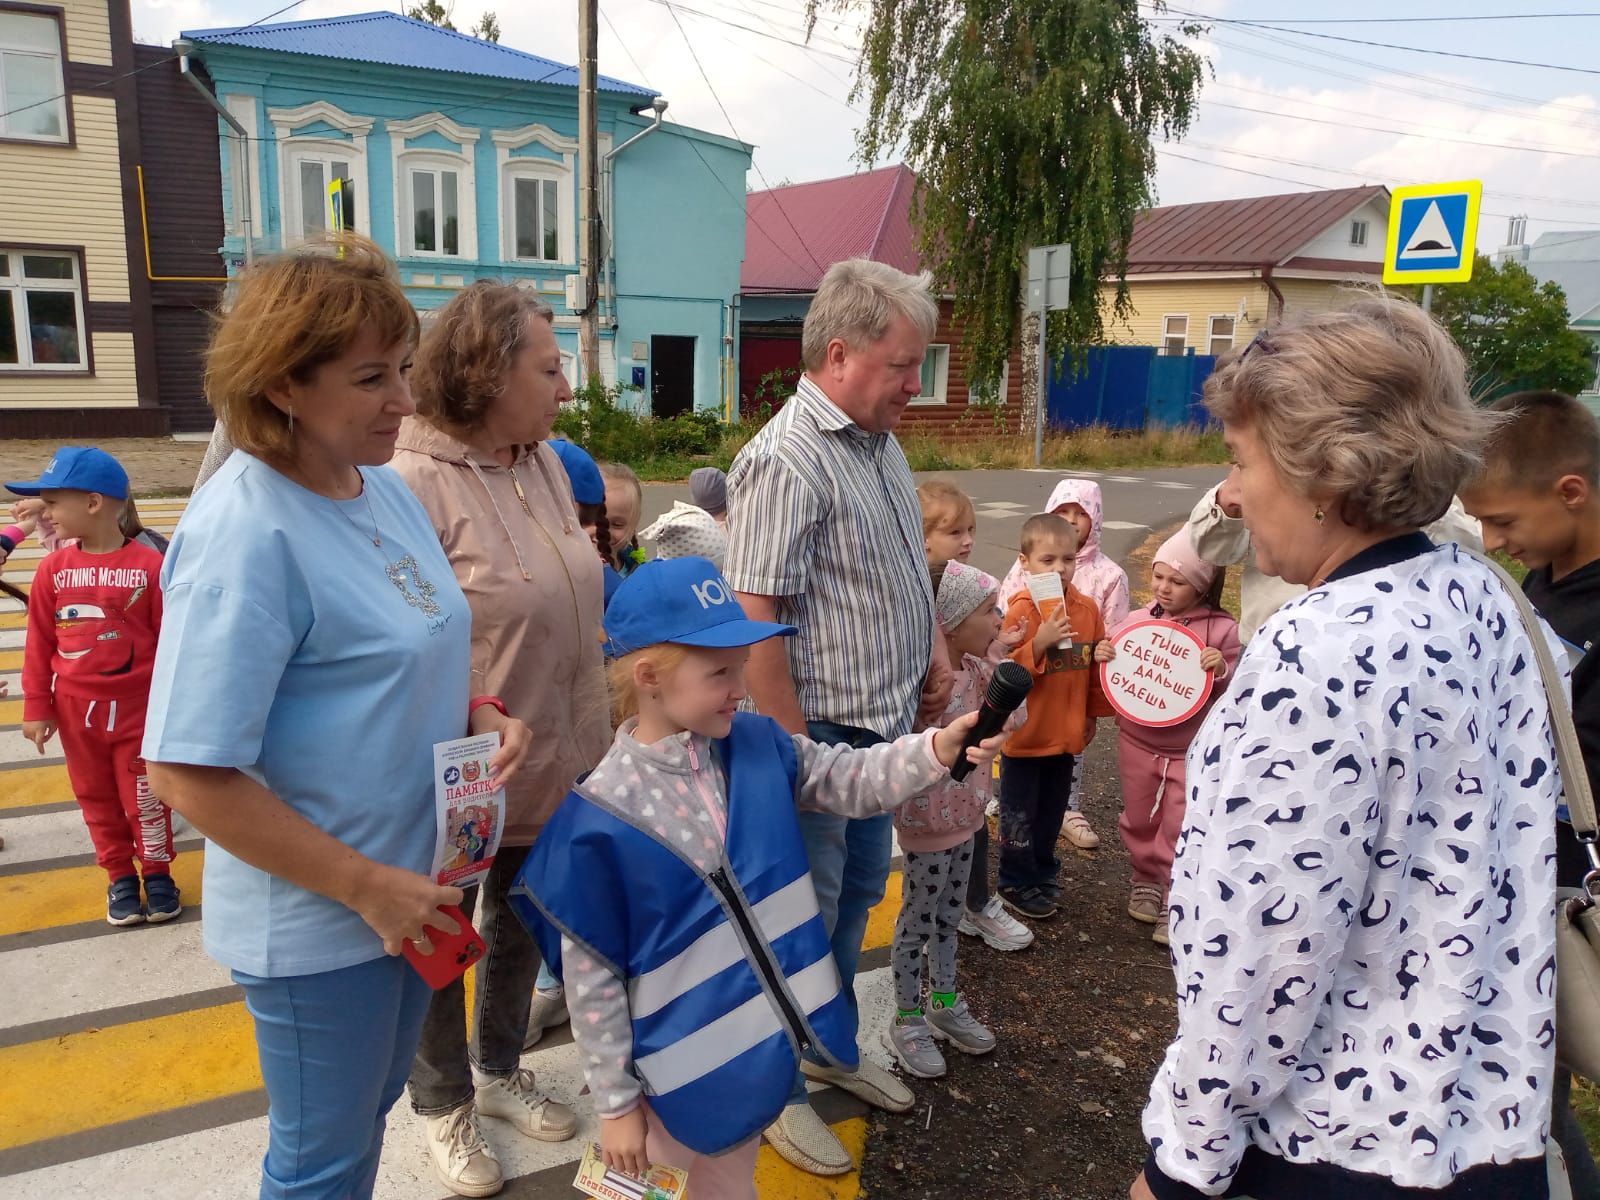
[
  {"x1": 1096, "y1": 529, "x2": 1239, "y2": 948},
  {"x1": 1000, "y1": 478, "x2": 1130, "y2": 849}
]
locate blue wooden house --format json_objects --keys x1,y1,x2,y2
[{"x1": 180, "y1": 10, "x2": 751, "y2": 415}]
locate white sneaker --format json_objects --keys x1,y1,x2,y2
[
  {"x1": 958, "y1": 895, "x2": 1034, "y2": 951},
  {"x1": 424, "y1": 1106, "x2": 503, "y2": 1198},
  {"x1": 475, "y1": 1068, "x2": 577, "y2": 1143},
  {"x1": 523, "y1": 986, "x2": 568, "y2": 1050},
  {"x1": 985, "y1": 797, "x2": 1000, "y2": 818},
  {"x1": 801, "y1": 1054, "x2": 915, "y2": 1113}
]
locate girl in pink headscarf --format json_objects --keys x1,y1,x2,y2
[
  {"x1": 1095, "y1": 529, "x2": 1239, "y2": 948},
  {"x1": 999, "y1": 479, "x2": 1131, "y2": 849}
]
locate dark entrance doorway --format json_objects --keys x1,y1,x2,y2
[{"x1": 650, "y1": 335, "x2": 696, "y2": 418}]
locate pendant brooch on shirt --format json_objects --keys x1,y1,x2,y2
[{"x1": 333, "y1": 470, "x2": 444, "y2": 619}]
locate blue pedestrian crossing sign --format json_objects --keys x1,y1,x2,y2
[{"x1": 1383, "y1": 180, "x2": 1482, "y2": 285}]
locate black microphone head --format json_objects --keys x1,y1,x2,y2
[{"x1": 985, "y1": 660, "x2": 1034, "y2": 709}]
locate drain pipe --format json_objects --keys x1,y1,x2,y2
[
  {"x1": 601, "y1": 96, "x2": 667, "y2": 329},
  {"x1": 173, "y1": 38, "x2": 253, "y2": 264}
]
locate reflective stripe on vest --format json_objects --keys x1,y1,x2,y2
[
  {"x1": 629, "y1": 874, "x2": 821, "y2": 1020},
  {"x1": 634, "y1": 953, "x2": 838, "y2": 1096}
]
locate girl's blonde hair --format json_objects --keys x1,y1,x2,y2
[
  {"x1": 917, "y1": 479, "x2": 975, "y2": 536},
  {"x1": 607, "y1": 643, "x2": 692, "y2": 725}
]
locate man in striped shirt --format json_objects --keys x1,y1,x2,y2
[{"x1": 725, "y1": 258, "x2": 954, "y2": 1176}]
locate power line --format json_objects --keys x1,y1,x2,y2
[
  {"x1": 1203, "y1": 98, "x2": 1600, "y2": 161},
  {"x1": 598, "y1": 2, "x2": 822, "y2": 282},
  {"x1": 1156, "y1": 5, "x2": 1600, "y2": 76},
  {"x1": 658, "y1": 0, "x2": 828, "y2": 274},
  {"x1": 1192, "y1": 11, "x2": 1600, "y2": 21},
  {"x1": 638, "y1": 0, "x2": 858, "y2": 63}
]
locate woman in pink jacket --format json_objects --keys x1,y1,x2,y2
[
  {"x1": 390, "y1": 283, "x2": 611, "y2": 1198},
  {"x1": 1099, "y1": 529, "x2": 1240, "y2": 948}
]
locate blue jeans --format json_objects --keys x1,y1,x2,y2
[
  {"x1": 786, "y1": 719, "x2": 895, "y2": 1107},
  {"x1": 234, "y1": 954, "x2": 433, "y2": 1199},
  {"x1": 535, "y1": 961, "x2": 560, "y2": 991}
]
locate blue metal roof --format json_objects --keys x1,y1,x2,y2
[{"x1": 185, "y1": 10, "x2": 653, "y2": 98}]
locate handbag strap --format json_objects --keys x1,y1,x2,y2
[{"x1": 1468, "y1": 549, "x2": 1598, "y2": 842}]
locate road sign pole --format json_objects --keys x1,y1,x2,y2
[
  {"x1": 1034, "y1": 307, "x2": 1046, "y2": 467},
  {"x1": 1421, "y1": 284, "x2": 1434, "y2": 314}
]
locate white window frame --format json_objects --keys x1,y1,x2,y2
[
  {"x1": 0, "y1": 10, "x2": 67, "y2": 143},
  {"x1": 492, "y1": 123, "x2": 578, "y2": 266},
  {"x1": 388, "y1": 113, "x2": 478, "y2": 261},
  {"x1": 1350, "y1": 219, "x2": 1369, "y2": 248},
  {"x1": 910, "y1": 343, "x2": 951, "y2": 406},
  {"x1": 1160, "y1": 314, "x2": 1188, "y2": 356},
  {"x1": 269, "y1": 101, "x2": 372, "y2": 247},
  {"x1": 968, "y1": 361, "x2": 1009, "y2": 407},
  {"x1": 0, "y1": 248, "x2": 87, "y2": 372},
  {"x1": 1206, "y1": 314, "x2": 1236, "y2": 357}
]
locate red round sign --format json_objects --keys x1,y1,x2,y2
[{"x1": 1099, "y1": 618, "x2": 1215, "y2": 728}]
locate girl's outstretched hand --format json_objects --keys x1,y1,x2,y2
[
  {"x1": 931, "y1": 711, "x2": 1008, "y2": 771},
  {"x1": 600, "y1": 1107, "x2": 650, "y2": 1179}
]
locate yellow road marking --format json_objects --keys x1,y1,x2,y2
[
  {"x1": 0, "y1": 697, "x2": 21, "y2": 725},
  {"x1": 0, "y1": 763, "x2": 71, "y2": 809},
  {"x1": 0, "y1": 1001, "x2": 259, "y2": 1150},
  {"x1": 0, "y1": 612, "x2": 24, "y2": 630},
  {"x1": 862, "y1": 870, "x2": 902, "y2": 954},
  {"x1": 0, "y1": 650, "x2": 22, "y2": 671},
  {"x1": 754, "y1": 1116, "x2": 867, "y2": 1197},
  {"x1": 0, "y1": 853, "x2": 203, "y2": 936}
]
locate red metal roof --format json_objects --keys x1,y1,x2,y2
[
  {"x1": 1126, "y1": 185, "x2": 1388, "y2": 274},
  {"x1": 742, "y1": 165, "x2": 922, "y2": 292}
]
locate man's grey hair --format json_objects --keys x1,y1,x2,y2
[{"x1": 801, "y1": 258, "x2": 939, "y2": 371}]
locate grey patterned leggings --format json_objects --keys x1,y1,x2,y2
[{"x1": 892, "y1": 838, "x2": 976, "y2": 1011}]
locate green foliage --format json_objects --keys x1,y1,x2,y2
[
  {"x1": 809, "y1": 0, "x2": 1206, "y2": 388},
  {"x1": 1427, "y1": 255, "x2": 1597, "y2": 399},
  {"x1": 553, "y1": 381, "x2": 722, "y2": 473},
  {"x1": 406, "y1": 0, "x2": 500, "y2": 41}
]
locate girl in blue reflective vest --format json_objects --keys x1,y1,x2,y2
[{"x1": 511, "y1": 556, "x2": 1003, "y2": 1196}]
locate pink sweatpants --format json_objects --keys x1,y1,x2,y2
[
  {"x1": 643, "y1": 1103, "x2": 760, "y2": 1200},
  {"x1": 1117, "y1": 737, "x2": 1188, "y2": 891}
]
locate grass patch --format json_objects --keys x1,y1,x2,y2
[{"x1": 556, "y1": 386, "x2": 1225, "y2": 480}]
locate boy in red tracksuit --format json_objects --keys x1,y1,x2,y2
[{"x1": 10, "y1": 448, "x2": 178, "y2": 926}]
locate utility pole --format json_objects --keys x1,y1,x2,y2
[{"x1": 578, "y1": 0, "x2": 601, "y2": 384}]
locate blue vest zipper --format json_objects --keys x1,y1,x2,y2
[{"x1": 707, "y1": 866, "x2": 812, "y2": 1055}]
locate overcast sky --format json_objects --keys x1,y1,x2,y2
[{"x1": 131, "y1": 0, "x2": 1600, "y2": 253}]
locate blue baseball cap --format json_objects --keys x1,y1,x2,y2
[
  {"x1": 5, "y1": 447, "x2": 129, "y2": 499},
  {"x1": 603, "y1": 557, "x2": 795, "y2": 657},
  {"x1": 547, "y1": 439, "x2": 604, "y2": 506}
]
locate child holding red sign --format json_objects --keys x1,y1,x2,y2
[{"x1": 1095, "y1": 530, "x2": 1239, "y2": 947}]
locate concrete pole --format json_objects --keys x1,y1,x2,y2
[
  {"x1": 1422, "y1": 283, "x2": 1435, "y2": 314},
  {"x1": 578, "y1": 0, "x2": 601, "y2": 384}
]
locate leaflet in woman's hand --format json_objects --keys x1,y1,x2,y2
[{"x1": 431, "y1": 733, "x2": 506, "y2": 890}]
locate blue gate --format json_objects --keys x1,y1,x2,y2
[{"x1": 1043, "y1": 346, "x2": 1217, "y2": 430}]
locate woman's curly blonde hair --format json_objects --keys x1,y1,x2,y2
[{"x1": 1204, "y1": 295, "x2": 1498, "y2": 531}]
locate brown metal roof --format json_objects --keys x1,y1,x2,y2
[{"x1": 1126, "y1": 185, "x2": 1388, "y2": 274}]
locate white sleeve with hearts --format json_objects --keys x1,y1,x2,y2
[{"x1": 562, "y1": 933, "x2": 642, "y2": 1121}]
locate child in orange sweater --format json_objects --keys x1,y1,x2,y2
[{"x1": 997, "y1": 513, "x2": 1114, "y2": 919}]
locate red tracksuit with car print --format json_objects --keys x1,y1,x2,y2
[{"x1": 22, "y1": 541, "x2": 172, "y2": 881}]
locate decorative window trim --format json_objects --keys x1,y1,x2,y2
[
  {"x1": 269, "y1": 101, "x2": 372, "y2": 244},
  {"x1": 0, "y1": 244, "x2": 88, "y2": 373},
  {"x1": 909, "y1": 343, "x2": 951, "y2": 406},
  {"x1": 501, "y1": 159, "x2": 573, "y2": 267},
  {"x1": 388, "y1": 112, "x2": 478, "y2": 261}
]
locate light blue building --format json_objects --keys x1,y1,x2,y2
[{"x1": 180, "y1": 10, "x2": 751, "y2": 415}]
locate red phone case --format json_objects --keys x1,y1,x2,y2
[{"x1": 402, "y1": 904, "x2": 486, "y2": 989}]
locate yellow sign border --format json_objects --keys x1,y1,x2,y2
[{"x1": 1383, "y1": 179, "x2": 1483, "y2": 285}]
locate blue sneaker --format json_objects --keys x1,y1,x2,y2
[
  {"x1": 107, "y1": 876, "x2": 145, "y2": 926},
  {"x1": 144, "y1": 874, "x2": 182, "y2": 923}
]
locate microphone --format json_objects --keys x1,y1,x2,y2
[{"x1": 948, "y1": 660, "x2": 1033, "y2": 782}]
